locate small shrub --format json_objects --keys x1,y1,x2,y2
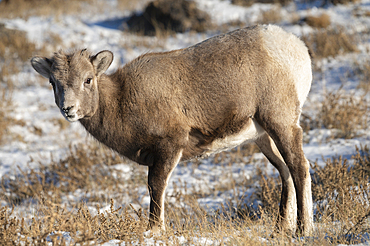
[
  {"x1": 0, "y1": 200, "x2": 148, "y2": 245},
  {"x1": 252, "y1": 147, "x2": 370, "y2": 244},
  {"x1": 231, "y1": 0, "x2": 255, "y2": 6},
  {"x1": 303, "y1": 28, "x2": 358, "y2": 59},
  {"x1": 301, "y1": 88, "x2": 369, "y2": 139},
  {"x1": 0, "y1": 87, "x2": 12, "y2": 145},
  {"x1": 305, "y1": 13, "x2": 331, "y2": 28},
  {"x1": 327, "y1": 0, "x2": 359, "y2": 5},
  {"x1": 317, "y1": 89, "x2": 368, "y2": 139},
  {"x1": 0, "y1": 24, "x2": 46, "y2": 88},
  {"x1": 311, "y1": 147, "x2": 370, "y2": 243},
  {"x1": 303, "y1": 0, "x2": 358, "y2": 5},
  {"x1": 258, "y1": 6, "x2": 283, "y2": 24},
  {"x1": 0, "y1": 0, "x2": 93, "y2": 18},
  {"x1": 255, "y1": 168, "x2": 281, "y2": 215},
  {"x1": 0, "y1": 143, "x2": 123, "y2": 204},
  {"x1": 126, "y1": 0, "x2": 213, "y2": 36},
  {"x1": 355, "y1": 60, "x2": 370, "y2": 91},
  {"x1": 231, "y1": 0, "x2": 293, "y2": 7},
  {"x1": 0, "y1": 24, "x2": 37, "y2": 63}
]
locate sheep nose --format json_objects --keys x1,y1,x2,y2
[{"x1": 62, "y1": 106, "x2": 74, "y2": 114}]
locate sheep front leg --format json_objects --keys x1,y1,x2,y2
[{"x1": 147, "y1": 149, "x2": 183, "y2": 233}]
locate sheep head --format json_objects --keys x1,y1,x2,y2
[{"x1": 31, "y1": 49, "x2": 113, "y2": 122}]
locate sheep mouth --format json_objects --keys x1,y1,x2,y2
[{"x1": 64, "y1": 113, "x2": 79, "y2": 122}]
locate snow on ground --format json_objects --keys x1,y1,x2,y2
[{"x1": 1, "y1": 0, "x2": 370, "y2": 245}]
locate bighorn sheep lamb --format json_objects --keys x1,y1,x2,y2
[{"x1": 31, "y1": 24, "x2": 313, "y2": 236}]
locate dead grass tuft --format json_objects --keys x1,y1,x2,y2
[
  {"x1": 303, "y1": 28, "x2": 358, "y2": 59},
  {"x1": 0, "y1": 24, "x2": 38, "y2": 88},
  {"x1": 305, "y1": 13, "x2": 331, "y2": 28},
  {"x1": 126, "y1": 0, "x2": 213, "y2": 36},
  {"x1": 311, "y1": 147, "x2": 370, "y2": 243},
  {"x1": 231, "y1": 0, "x2": 293, "y2": 7},
  {"x1": 327, "y1": 0, "x2": 359, "y2": 5},
  {"x1": 1, "y1": 144, "x2": 370, "y2": 243},
  {"x1": 301, "y1": 88, "x2": 369, "y2": 139},
  {"x1": 303, "y1": 0, "x2": 358, "y2": 5},
  {"x1": 0, "y1": 0, "x2": 93, "y2": 19},
  {"x1": 258, "y1": 6, "x2": 283, "y2": 24},
  {"x1": 0, "y1": 199, "x2": 148, "y2": 245},
  {"x1": 0, "y1": 143, "x2": 123, "y2": 204},
  {"x1": 255, "y1": 166, "x2": 281, "y2": 215},
  {"x1": 0, "y1": 24, "x2": 47, "y2": 88},
  {"x1": 355, "y1": 60, "x2": 370, "y2": 91},
  {"x1": 0, "y1": 24, "x2": 37, "y2": 63},
  {"x1": 254, "y1": 147, "x2": 370, "y2": 244},
  {"x1": 0, "y1": 87, "x2": 12, "y2": 145},
  {"x1": 318, "y1": 89, "x2": 368, "y2": 139}
]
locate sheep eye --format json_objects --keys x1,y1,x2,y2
[
  {"x1": 85, "y1": 78, "x2": 92, "y2": 84},
  {"x1": 49, "y1": 78, "x2": 55, "y2": 86}
]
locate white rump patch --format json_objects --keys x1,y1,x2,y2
[{"x1": 260, "y1": 25, "x2": 312, "y2": 109}]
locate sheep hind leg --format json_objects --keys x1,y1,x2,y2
[
  {"x1": 264, "y1": 122, "x2": 313, "y2": 236},
  {"x1": 255, "y1": 133, "x2": 297, "y2": 235}
]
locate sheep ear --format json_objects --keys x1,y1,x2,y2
[
  {"x1": 31, "y1": 56, "x2": 52, "y2": 79},
  {"x1": 91, "y1": 50, "x2": 113, "y2": 76}
]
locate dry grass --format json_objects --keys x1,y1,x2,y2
[
  {"x1": 303, "y1": 0, "x2": 358, "y2": 5},
  {"x1": 355, "y1": 60, "x2": 370, "y2": 91},
  {"x1": 311, "y1": 147, "x2": 370, "y2": 243},
  {"x1": 231, "y1": 0, "x2": 293, "y2": 7},
  {"x1": 0, "y1": 0, "x2": 93, "y2": 19},
  {"x1": 0, "y1": 199, "x2": 148, "y2": 245},
  {"x1": 305, "y1": 13, "x2": 331, "y2": 29},
  {"x1": 0, "y1": 87, "x2": 12, "y2": 145},
  {"x1": 126, "y1": 0, "x2": 213, "y2": 36},
  {"x1": 0, "y1": 0, "x2": 149, "y2": 20},
  {"x1": 317, "y1": 89, "x2": 368, "y2": 139},
  {"x1": 256, "y1": 147, "x2": 370, "y2": 244},
  {"x1": 1, "y1": 143, "x2": 369, "y2": 244},
  {"x1": 303, "y1": 28, "x2": 358, "y2": 59},
  {"x1": 258, "y1": 6, "x2": 283, "y2": 24},
  {"x1": 0, "y1": 143, "x2": 124, "y2": 205},
  {"x1": 327, "y1": 0, "x2": 359, "y2": 5},
  {"x1": 301, "y1": 87, "x2": 369, "y2": 139},
  {"x1": 0, "y1": 24, "x2": 49, "y2": 145},
  {"x1": 0, "y1": 24, "x2": 40, "y2": 87}
]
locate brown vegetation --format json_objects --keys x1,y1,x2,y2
[
  {"x1": 126, "y1": 0, "x2": 213, "y2": 36},
  {"x1": 231, "y1": 0, "x2": 293, "y2": 7},
  {"x1": 258, "y1": 6, "x2": 283, "y2": 24},
  {"x1": 301, "y1": 88, "x2": 369, "y2": 139},
  {"x1": 302, "y1": 0, "x2": 358, "y2": 5},
  {"x1": 1, "y1": 143, "x2": 369, "y2": 244},
  {"x1": 303, "y1": 28, "x2": 358, "y2": 59},
  {"x1": 355, "y1": 60, "x2": 370, "y2": 91},
  {"x1": 305, "y1": 13, "x2": 331, "y2": 28},
  {"x1": 0, "y1": 24, "x2": 38, "y2": 87},
  {"x1": 257, "y1": 147, "x2": 370, "y2": 244},
  {"x1": 0, "y1": 0, "x2": 92, "y2": 18},
  {"x1": 0, "y1": 143, "x2": 123, "y2": 204},
  {"x1": 0, "y1": 24, "x2": 32, "y2": 144},
  {"x1": 327, "y1": 0, "x2": 359, "y2": 5},
  {"x1": 317, "y1": 90, "x2": 368, "y2": 139},
  {"x1": 0, "y1": 24, "x2": 47, "y2": 145},
  {"x1": 312, "y1": 148, "x2": 370, "y2": 242},
  {"x1": 0, "y1": 88, "x2": 12, "y2": 145}
]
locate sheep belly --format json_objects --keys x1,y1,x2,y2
[{"x1": 203, "y1": 119, "x2": 265, "y2": 157}]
